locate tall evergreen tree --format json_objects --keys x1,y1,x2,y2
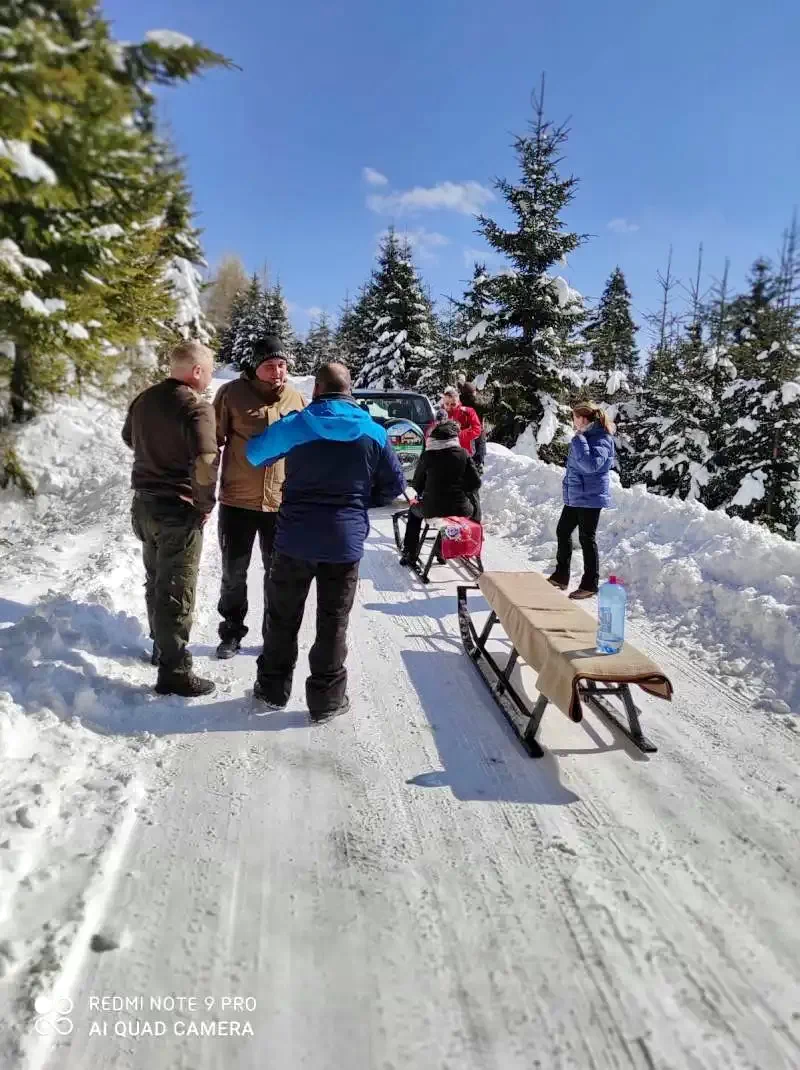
[
  {"x1": 266, "y1": 282, "x2": 294, "y2": 351},
  {"x1": 356, "y1": 228, "x2": 436, "y2": 390},
  {"x1": 473, "y1": 81, "x2": 586, "y2": 458},
  {"x1": 582, "y1": 267, "x2": 638, "y2": 393},
  {"x1": 0, "y1": 4, "x2": 225, "y2": 411},
  {"x1": 450, "y1": 263, "x2": 498, "y2": 383},
  {"x1": 304, "y1": 311, "x2": 338, "y2": 372},
  {"x1": 336, "y1": 286, "x2": 376, "y2": 381},
  {"x1": 708, "y1": 234, "x2": 800, "y2": 536},
  {"x1": 0, "y1": 1, "x2": 227, "y2": 483},
  {"x1": 231, "y1": 275, "x2": 270, "y2": 369}
]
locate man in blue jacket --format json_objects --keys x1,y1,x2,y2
[{"x1": 245, "y1": 362, "x2": 405, "y2": 720}]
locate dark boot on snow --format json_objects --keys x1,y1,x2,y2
[
  {"x1": 253, "y1": 678, "x2": 286, "y2": 710},
  {"x1": 155, "y1": 671, "x2": 215, "y2": 698},
  {"x1": 547, "y1": 575, "x2": 568, "y2": 591},
  {"x1": 309, "y1": 696, "x2": 350, "y2": 724},
  {"x1": 216, "y1": 636, "x2": 241, "y2": 660}
]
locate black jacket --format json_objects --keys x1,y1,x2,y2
[{"x1": 411, "y1": 444, "x2": 481, "y2": 519}]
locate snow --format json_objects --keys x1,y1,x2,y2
[
  {"x1": 535, "y1": 392, "x2": 561, "y2": 445},
  {"x1": 1, "y1": 379, "x2": 799, "y2": 1067},
  {"x1": 144, "y1": 29, "x2": 195, "y2": 49},
  {"x1": 0, "y1": 138, "x2": 56, "y2": 185},
  {"x1": 89, "y1": 224, "x2": 124, "y2": 241},
  {"x1": 731, "y1": 469, "x2": 767, "y2": 508},
  {"x1": 781, "y1": 381, "x2": 800, "y2": 406},
  {"x1": 59, "y1": 322, "x2": 90, "y2": 341},
  {"x1": 465, "y1": 319, "x2": 490, "y2": 345},
  {"x1": 546, "y1": 274, "x2": 582, "y2": 308},
  {"x1": 19, "y1": 291, "x2": 66, "y2": 317},
  {"x1": 0, "y1": 239, "x2": 50, "y2": 279},
  {"x1": 605, "y1": 369, "x2": 627, "y2": 396},
  {"x1": 735, "y1": 416, "x2": 759, "y2": 433},
  {"x1": 164, "y1": 257, "x2": 209, "y2": 342}
]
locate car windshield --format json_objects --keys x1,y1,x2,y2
[{"x1": 355, "y1": 394, "x2": 432, "y2": 427}]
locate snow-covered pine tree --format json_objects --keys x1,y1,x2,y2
[
  {"x1": 304, "y1": 312, "x2": 338, "y2": 373},
  {"x1": 629, "y1": 250, "x2": 684, "y2": 488},
  {"x1": 266, "y1": 282, "x2": 294, "y2": 352},
  {"x1": 474, "y1": 80, "x2": 586, "y2": 460},
  {"x1": 450, "y1": 262, "x2": 498, "y2": 384},
  {"x1": 582, "y1": 267, "x2": 638, "y2": 395},
  {"x1": 215, "y1": 287, "x2": 247, "y2": 367},
  {"x1": 336, "y1": 286, "x2": 376, "y2": 382},
  {"x1": 159, "y1": 168, "x2": 213, "y2": 345},
  {"x1": 0, "y1": 1, "x2": 227, "y2": 486},
  {"x1": 356, "y1": 228, "x2": 436, "y2": 390},
  {"x1": 417, "y1": 302, "x2": 456, "y2": 399},
  {"x1": 708, "y1": 231, "x2": 800, "y2": 536},
  {"x1": 231, "y1": 275, "x2": 270, "y2": 370}
]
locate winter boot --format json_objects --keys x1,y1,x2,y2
[
  {"x1": 547, "y1": 575, "x2": 568, "y2": 591},
  {"x1": 253, "y1": 679, "x2": 286, "y2": 710},
  {"x1": 309, "y1": 696, "x2": 350, "y2": 724},
  {"x1": 155, "y1": 671, "x2": 216, "y2": 698},
  {"x1": 568, "y1": 588, "x2": 596, "y2": 601},
  {"x1": 216, "y1": 636, "x2": 241, "y2": 660}
]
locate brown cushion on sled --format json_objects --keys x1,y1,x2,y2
[{"x1": 478, "y1": 571, "x2": 673, "y2": 722}]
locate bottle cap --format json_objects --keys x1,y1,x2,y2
[{"x1": 609, "y1": 575, "x2": 621, "y2": 584}]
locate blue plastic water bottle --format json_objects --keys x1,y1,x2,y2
[{"x1": 596, "y1": 575, "x2": 626, "y2": 654}]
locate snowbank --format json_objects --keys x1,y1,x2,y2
[{"x1": 482, "y1": 448, "x2": 800, "y2": 714}]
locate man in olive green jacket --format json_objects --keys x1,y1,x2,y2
[
  {"x1": 123, "y1": 341, "x2": 218, "y2": 697},
  {"x1": 213, "y1": 335, "x2": 306, "y2": 658}
]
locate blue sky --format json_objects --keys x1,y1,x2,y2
[{"x1": 105, "y1": 0, "x2": 800, "y2": 343}]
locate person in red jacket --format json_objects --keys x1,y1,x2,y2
[{"x1": 441, "y1": 386, "x2": 481, "y2": 455}]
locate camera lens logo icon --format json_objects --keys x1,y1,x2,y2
[{"x1": 34, "y1": 995, "x2": 74, "y2": 1036}]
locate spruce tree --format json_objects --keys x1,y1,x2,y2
[
  {"x1": 0, "y1": 1, "x2": 227, "y2": 482},
  {"x1": 231, "y1": 275, "x2": 270, "y2": 369},
  {"x1": 216, "y1": 286, "x2": 247, "y2": 367},
  {"x1": 473, "y1": 82, "x2": 586, "y2": 459},
  {"x1": 582, "y1": 267, "x2": 638, "y2": 394},
  {"x1": 336, "y1": 286, "x2": 376, "y2": 382},
  {"x1": 356, "y1": 228, "x2": 436, "y2": 390},
  {"x1": 304, "y1": 312, "x2": 338, "y2": 373},
  {"x1": 266, "y1": 282, "x2": 295, "y2": 354},
  {"x1": 451, "y1": 263, "x2": 498, "y2": 383},
  {"x1": 708, "y1": 235, "x2": 800, "y2": 536}
]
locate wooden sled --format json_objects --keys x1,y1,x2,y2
[{"x1": 457, "y1": 573, "x2": 673, "y2": 758}]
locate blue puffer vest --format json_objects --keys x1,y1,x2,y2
[{"x1": 562, "y1": 422, "x2": 615, "y2": 509}]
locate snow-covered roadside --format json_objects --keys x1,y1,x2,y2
[
  {"x1": 0, "y1": 395, "x2": 166, "y2": 1064},
  {"x1": 483, "y1": 444, "x2": 800, "y2": 716}
]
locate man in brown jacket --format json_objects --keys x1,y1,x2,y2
[
  {"x1": 122, "y1": 341, "x2": 218, "y2": 697},
  {"x1": 213, "y1": 335, "x2": 306, "y2": 659}
]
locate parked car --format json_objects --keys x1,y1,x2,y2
[{"x1": 353, "y1": 389, "x2": 435, "y2": 477}]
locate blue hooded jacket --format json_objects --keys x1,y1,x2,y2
[
  {"x1": 562, "y1": 422, "x2": 615, "y2": 509},
  {"x1": 246, "y1": 394, "x2": 406, "y2": 563}
]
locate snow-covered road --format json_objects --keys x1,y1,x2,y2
[{"x1": 2, "y1": 469, "x2": 799, "y2": 1069}]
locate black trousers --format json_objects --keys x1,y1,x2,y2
[
  {"x1": 256, "y1": 552, "x2": 359, "y2": 713},
  {"x1": 217, "y1": 504, "x2": 277, "y2": 642},
  {"x1": 554, "y1": 505, "x2": 602, "y2": 591},
  {"x1": 403, "y1": 499, "x2": 477, "y2": 561}
]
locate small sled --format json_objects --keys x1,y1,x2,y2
[
  {"x1": 457, "y1": 573, "x2": 673, "y2": 758},
  {"x1": 392, "y1": 509, "x2": 484, "y2": 585}
]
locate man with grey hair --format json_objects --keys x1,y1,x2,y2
[{"x1": 122, "y1": 340, "x2": 218, "y2": 697}]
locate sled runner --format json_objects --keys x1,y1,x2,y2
[
  {"x1": 457, "y1": 572, "x2": 673, "y2": 758},
  {"x1": 392, "y1": 509, "x2": 484, "y2": 584}
]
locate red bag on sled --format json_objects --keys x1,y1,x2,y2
[{"x1": 439, "y1": 516, "x2": 483, "y2": 561}]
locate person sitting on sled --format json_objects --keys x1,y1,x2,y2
[{"x1": 399, "y1": 420, "x2": 482, "y2": 566}]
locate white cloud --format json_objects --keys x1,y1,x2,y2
[
  {"x1": 287, "y1": 302, "x2": 325, "y2": 326},
  {"x1": 362, "y1": 167, "x2": 389, "y2": 187},
  {"x1": 607, "y1": 218, "x2": 640, "y2": 234},
  {"x1": 462, "y1": 246, "x2": 504, "y2": 267},
  {"x1": 378, "y1": 228, "x2": 450, "y2": 261},
  {"x1": 368, "y1": 180, "x2": 494, "y2": 217}
]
